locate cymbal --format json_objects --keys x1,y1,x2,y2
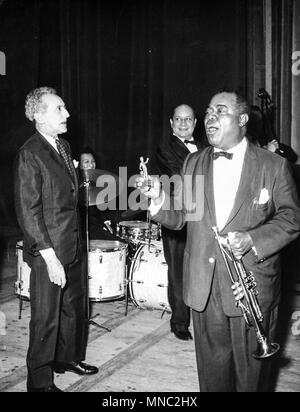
[
  {"x1": 87, "y1": 186, "x2": 118, "y2": 207},
  {"x1": 79, "y1": 168, "x2": 125, "y2": 207}
]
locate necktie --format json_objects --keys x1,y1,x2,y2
[
  {"x1": 212, "y1": 151, "x2": 233, "y2": 160},
  {"x1": 184, "y1": 140, "x2": 197, "y2": 145},
  {"x1": 55, "y1": 137, "x2": 75, "y2": 178}
]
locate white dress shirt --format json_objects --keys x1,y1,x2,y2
[
  {"x1": 39, "y1": 131, "x2": 59, "y2": 153},
  {"x1": 213, "y1": 137, "x2": 247, "y2": 230},
  {"x1": 176, "y1": 135, "x2": 198, "y2": 153},
  {"x1": 149, "y1": 137, "x2": 248, "y2": 223}
]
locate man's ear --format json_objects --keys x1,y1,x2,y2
[
  {"x1": 34, "y1": 112, "x2": 44, "y2": 124},
  {"x1": 170, "y1": 118, "x2": 173, "y2": 128},
  {"x1": 239, "y1": 114, "x2": 249, "y2": 127}
]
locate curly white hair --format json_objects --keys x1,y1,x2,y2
[{"x1": 25, "y1": 86, "x2": 57, "y2": 121}]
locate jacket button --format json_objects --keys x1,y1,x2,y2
[
  {"x1": 209, "y1": 257, "x2": 215, "y2": 264},
  {"x1": 71, "y1": 189, "x2": 75, "y2": 193}
]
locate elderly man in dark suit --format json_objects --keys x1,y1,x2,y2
[
  {"x1": 156, "y1": 104, "x2": 204, "y2": 340},
  {"x1": 14, "y1": 87, "x2": 98, "y2": 392},
  {"x1": 136, "y1": 91, "x2": 300, "y2": 392}
]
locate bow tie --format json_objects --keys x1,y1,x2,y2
[
  {"x1": 184, "y1": 140, "x2": 196, "y2": 145},
  {"x1": 212, "y1": 151, "x2": 233, "y2": 160}
]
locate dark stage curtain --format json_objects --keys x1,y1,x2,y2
[{"x1": 0, "y1": 0, "x2": 247, "y2": 227}]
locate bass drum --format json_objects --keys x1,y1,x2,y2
[
  {"x1": 15, "y1": 240, "x2": 31, "y2": 300},
  {"x1": 128, "y1": 241, "x2": 170, "y2": 312},
  {"x1": 88, "y1": 240, "x2": 128, "y2": 302}
]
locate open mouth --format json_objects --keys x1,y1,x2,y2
[{"x1": 206, "y1": 126, "x2": 218, "y2": 134}]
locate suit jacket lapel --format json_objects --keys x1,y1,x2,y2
[
  {"x1": 202, "y1": 147, "x2": 216, "y2": 226},
  {"x1": 223, "y1": 142, "x2": 259, "y2": 229},
  {"x1": 171, "y1": 136, "x2": 190, "y2": 159},
  {"x1": 37, "y1": 132, "x2": 77, "y2": 187}
]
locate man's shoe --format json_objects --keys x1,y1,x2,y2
[
  {"x1": 54, "y1": 361, "x2": 98, "y2": 375},
  {"x1": 171, "y1": 329, "x2": 193, "y2": 341},
  {"x1": 27, "y1": 384, "x2": 63, "y2": 392}
]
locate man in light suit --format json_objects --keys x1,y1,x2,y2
[
  {"x1": 14, "y1": 87, "x2": 98, "y2": 392},
  {"x1": 156, "y1": 104, "x2": 204, "y2": 340},
  {"x1": 136, "y1": 91, "x2": 300, "y2": 392}
]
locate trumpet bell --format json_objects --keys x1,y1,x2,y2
[{"x1": 252, "y1": 339, "x2": 280, "y2": 360}]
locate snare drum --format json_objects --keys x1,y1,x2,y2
[
  {"x1": 15, "y1": 241, "x2": 31, "y2": 300},
  {"x1": 88, "y1": 240, "x2": 127, "y2": 301},
  {"x1": 128, "y1": 240, "x2": 170, "y2": 312},
  {"x1": 117, "y1": 220, "x2": 161, "y2": 244}
]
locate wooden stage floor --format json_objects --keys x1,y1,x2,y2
[{"x1": 0, "y1": 233, "x2": 299, "y2": 393}]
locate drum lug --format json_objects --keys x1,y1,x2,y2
[
  {"x1": 130, "y1": 257, "x2": 148, "y2": 263},
  {"x1": 157, "y1": 283, "x2": 167, "y2": 288},
  {"x1": 127, "y1": 279, "x2": 144, "y2": 284},
  {"x1": 15, "y1": 280, "x2": 21, "y2": 293},
  {"x1": 161, "y1": 261, "x2": 167, "y2": 265},
  {"x1": 99, "y1": 255, "x2": 103, "y2": 264}
]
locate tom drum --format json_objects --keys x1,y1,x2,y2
[{"x1": 88, "y1": 240, "x2": 127, "y2": 302}]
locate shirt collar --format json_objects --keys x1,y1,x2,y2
[
  {"x1": 38, "y1": 131, "x2": 58, "y2": 150},
  {"x1": 214, "y1": 137, "x2": 247, "y2": 158},
  {"x1": 174, "y1": 134, "x2": 194, "y2": 144}
]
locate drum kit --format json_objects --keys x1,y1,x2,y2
[{"x1": 15, "y1": 158, "x2": 171, "y2": 321}]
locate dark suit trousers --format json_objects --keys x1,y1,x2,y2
[
  {"x1": 192, "y1": 268, "x2": 278, "y2": 392},
  {"x1": 27, "y1": 254, "x2": 88, "y2": 389},
  {"x1": 162, "y1": 228, "x2": 190, "y2": 331}
]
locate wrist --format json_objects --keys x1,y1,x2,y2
[{"x1": 40, "y1": 248, "x2": 56, "y2": 262}]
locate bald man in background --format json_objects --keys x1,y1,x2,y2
[{"x1": 156, "y1": 104, "x2": 205, "y2": 340}]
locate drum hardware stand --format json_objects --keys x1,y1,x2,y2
[
  {"x1": 17, "y1": 282, "x2": 24, "y2": 320},
  {"x1": 15, "y1": 243, "x2": 24, "y2": 320},
  {"x1": 160, "y1": 305, "x2": 168, "y2": 319},
  {"x1": 124, "y1": 244, "x2": 140, "y2": 316},
  {"x1": 124, "y1": 245, "x2": 146, "y2": 316},
  {"x1": 124, "y1": 265, "x2": 130, "y2": 316},
  {"x1": 83, "y1": 176, "x2": 111, "y2": 332},
  {"x1": 139, "y1": 156, "x2": 156, "y2": 254}
]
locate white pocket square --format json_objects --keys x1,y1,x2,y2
[{"x1": 257, "y1": 188, "x2": 269, "y2": 205}]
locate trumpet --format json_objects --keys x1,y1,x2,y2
[{"x1": 212, "y1": 226, "x2": 280, "y2": 359}]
